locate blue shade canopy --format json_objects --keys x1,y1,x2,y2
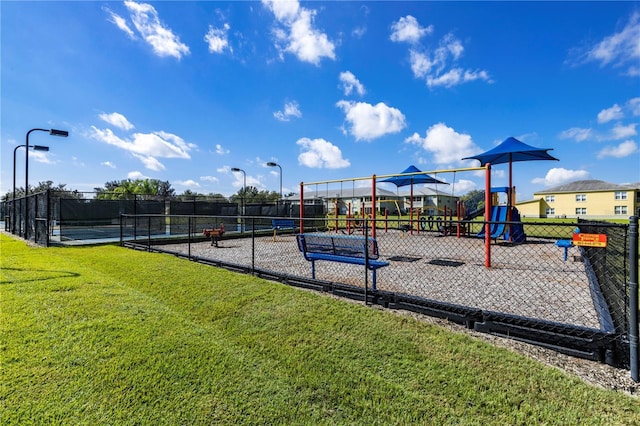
[
  {"x1": 380, "y1": 165, "x2": 448, "y2": 188},
  {"x1": 462, "y1": 137, "x2": 559, "y2": 166}
]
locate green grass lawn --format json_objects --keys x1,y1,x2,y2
[{"x1": 1, "y1": 233, "x2": 638, "y2": 424}]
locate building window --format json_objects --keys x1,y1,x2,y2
[
  {"x1": 615, "y1": 206, "x2": 628, "y2": 215},
  {"x1": 615, "y1": 191, "x2": 627, "y2": 200},
  {"x1": 545, "y1": 195, "x2": 555, "y2": 202},
  {"x1": 575, "y1": 207, "x2": 587, "y2": 215},
  {"x1": 545, "y1": 207, "x2": 555, "y2": 216},
  {"x1": 575, "y1": 194, "x2": 587, "y2": 202}
]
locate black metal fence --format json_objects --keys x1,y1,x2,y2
[
  {"x1": 2, "y1": 191, "x2": 305, "y2": 244},
  {"x1": 121, "y1": 214, "x2": 638, "y2": 372}
]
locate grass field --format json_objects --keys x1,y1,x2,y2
[{"x1": 1, "y1": 233, "x2": 639, "y2": 424}]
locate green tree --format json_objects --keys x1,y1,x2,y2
[
  {"x1": 2, "y1": 181, "x2": 83, "y2": 201},
  {"x1": 95, "y1": 179, "x2": 175, "y2": 200}
]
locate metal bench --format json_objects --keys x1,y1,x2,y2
[{"x1": 296, "y1": 234, "x2": 390, "y2": 289}]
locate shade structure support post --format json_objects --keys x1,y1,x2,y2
[
  {"x1": 484, "y1": 164, "x2": 491, "y2": 268},
  {"x1": 371, "y1": 174, "x2": 376, "y2": 239},
  {"x1": 299, "y1": 182, "x2": 304, "y2": 233}
]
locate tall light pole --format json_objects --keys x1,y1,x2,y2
[
  {"x1": 266, "y1": 161, "x2": 282, "y2": 200},
  {"x1": 13, "y1": 144, "x2": 49, "y2": 234},
  {"x1": 231, "y1": 167, "x2": 246, "y2": 215},
  {"x1": 24, "y1": 128, "x2": 68, "y2": 239}
]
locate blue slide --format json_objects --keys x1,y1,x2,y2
[
  {"x1": 477, "y1": 206, "x2": 508, "y2": 240},
  {"x1": 477, "y1": 206, "x2": 527, "y2": 242}
]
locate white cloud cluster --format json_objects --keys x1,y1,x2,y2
[
  {"x1": 339, "y1": 71, "x2": 366, "y2": 96},
  {"x1": 389, "y1": 15, "x2": 432, "y2": 44},
  {"x1": 597, "y1": 104, "x2": 623, "y2": 124},
  {"x1": 580, "y1": 11, "x2": 640, "y2": 76},
  {"x1": 391, "y1": 16, "x2": 490, "y2": 89},
  {"x1": 336, "y1": 101, "x2": 406, "y2": 141},
  {"x1": 559, "y1": 97, "x2": 639, "y2": 161},
  {"x1": 106, "y1": 1, "x2": 189, "y2": 59},
  {"x1": 99, "y1": 112, "x2": 134, "y2": 131},
  {"x1": 215, "y1": 144, "x2": 230, "y2": 155},
  {"x1": 274, "y1": 101, "x2": 302, "y2": 121},
  {"x1": 205, "y1": 23, "x2": 232, "y2": 54},
  {"x1": 262, "y1": 0, "x2": 335, "y2": 65},
  {"x1": 405, "y1": 123, "x2": 480, "y2": 166},
  {"x1": 558, "y1": 127, "x2": 592, "y2": 142},
  {"x1": 296, "y1": 137, "x2": 350, "y2": 168},
  {"x1": 90, "y1": 112, "x2": 196, "y2": 172},
  {"x1": 532, "y1": 168, "x2": 590, "y2": 187},
  {"x1": 597, "y1": 140, "x2": 638, "y2": 159}
]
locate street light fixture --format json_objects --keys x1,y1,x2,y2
[
  {"x1": 231, "y1": 167, "x2": 246, "y2": 216},
  {"x1": 24, "y1": 128, "x2": 68, "y2": 239},
  {"x1": 266, "y1": 161, "x2": 282, "y2": 200},
  {"x1": 12, "y1": 145, "x2": 49, "y2": 234}
]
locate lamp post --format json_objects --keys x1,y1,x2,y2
[
  {"x1": 13, "y1": 144, "x2": 49, "y2": 234},
  {"x1": 231, "y1": 167, "x2": 246, "y2": 216},
  {"x1": 24, "y1": 128, "x2": 68, "y2": 239},
  {"x1": 266, "y1": 161, "x2": 282, "y2": 200}
]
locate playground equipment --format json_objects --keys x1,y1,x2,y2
[
  {"x1": 476, "y1": 186, "x2": 526, "y2": 243},
  {"x1": 299, "y1": 164, "x2": 497, "y2": 267}
]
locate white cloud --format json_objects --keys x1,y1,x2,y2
[
  {"x1": 30, "y1": 150, "x2": 54, "y2": 165},
  {"x1": 201, "y1": 175, "x2": 219, "y2": 183},
  {"x1": 339, "y1": 71, "x2": 366, "y2": 96},
  {"x1": 133, "y1": 153, "x2": 165, "y2": 171},
  {"x1": 109, "y1": 1, "x2": 190, "y2": 59},
  {"x1": 175, "y1": 179, "x2": 200, "y2": 187},
  {"x1": 105, "y1": 8, "x2": 135, "y2": 39},
  {"x1": 610, "y1": 122, "x2": 637, "y2": 139},
  {"x1": 99, "y1": 112, "x2": 134, "y2": 131},
  {"x1": 390, "y1": 15, "x2": 432, "y2": 44},
  {"x1": 628, "y1": 97, "x2": 640, "y2": 116},
  {"x1": 204, "y1": 23, "x2": 232, "y2": 54},
  {"x1": 406, "y1": 32, "x2": 490, "y2": 89},
  {"x1": 405, "y1": 123, "x2": 480, "y2": 166},
  {"x1": 581, "y1": 11, "x2": 640, "y2": 76},
  {"x1": 531, "y1": 168, "x2": 590, "y2": 187},
  {"x1": 215, "y1": 144, "x2": 229, "y2": 155},
  {"x1": 451, "y1": 179, "x2": 477, "y2": 196},
  {"x1": 336, "y1": 101, "x2": 406, "y2": 141},
  {"x1": 89, "y1": 127, "x2": 196, "y2": 170},
  {"x1": 597, "y1": 104, "x2": 624, "y2": 123},
  {"x1": 558, "y1": 127, "x2": 592, "y2": 142},
  {"x1": 101, "y1": 161, "x2": 117, "y2": 168},
  {"x1": 128, "y1": 171, "x2": 149, "y2": 180},
  {"x1": 426, "y1": 68, "x2": 490, "y2": 89},
  {"x1": 296, "y1": 137, "x2": 350, "y2": 168},
  {"x1": 263, "y1": 0, "x2": 335, "y2": 65},
  {"x1": 274, "y1": 101, "x2": 302, "y2": 121},
  {"x1": 597, "y1": 140, "x2": 639, "y2": 159}
]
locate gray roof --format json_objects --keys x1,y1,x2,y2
[{"x1": 535, "y1": 179, "x2": 639, "y2": 194}]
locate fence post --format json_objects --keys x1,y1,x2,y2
[
  {"x1": 188, "y1": 216, "x2": 192, "y2": 260},
  {"x1": 629, "y1": 215, "x2": 639, "y2": 382},
  {"x1": 364, "y1": 219, "x2": 370, "y2": 304},
  {"x1": 251, "y1": 216, "x2": 255, "y2": 275}
]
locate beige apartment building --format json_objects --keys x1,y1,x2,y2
[{"x1": 516, "y1": 180, "x2": 640, "y2": 219}]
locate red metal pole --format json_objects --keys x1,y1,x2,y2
[
  {"x1": 347, "y1": 202, "x2": 351, "y2": 234},
  {"x1": 299, "y1": 182, "x2": 304, "y2": 233},
  {"x1": 485, "y1": 164, "x2": 492, "y2": 267},
  {"x1": 384, "y1": 208, "x2": 388, "y2": 233},
  {"x1": 371, "y1": 174, "x2": 377, "y2": 239}
]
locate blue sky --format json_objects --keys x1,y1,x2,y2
[{"x1": 2, "y1": 1, "x2": 639, "y2": 201}]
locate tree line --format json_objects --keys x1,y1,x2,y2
[{"x1": 2, "y1": 179, "x2": 284, "y2": 204}]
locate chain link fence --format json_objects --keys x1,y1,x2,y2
[{"x1": 121, "y1": 214, "x2": 638, "y2": 371}]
